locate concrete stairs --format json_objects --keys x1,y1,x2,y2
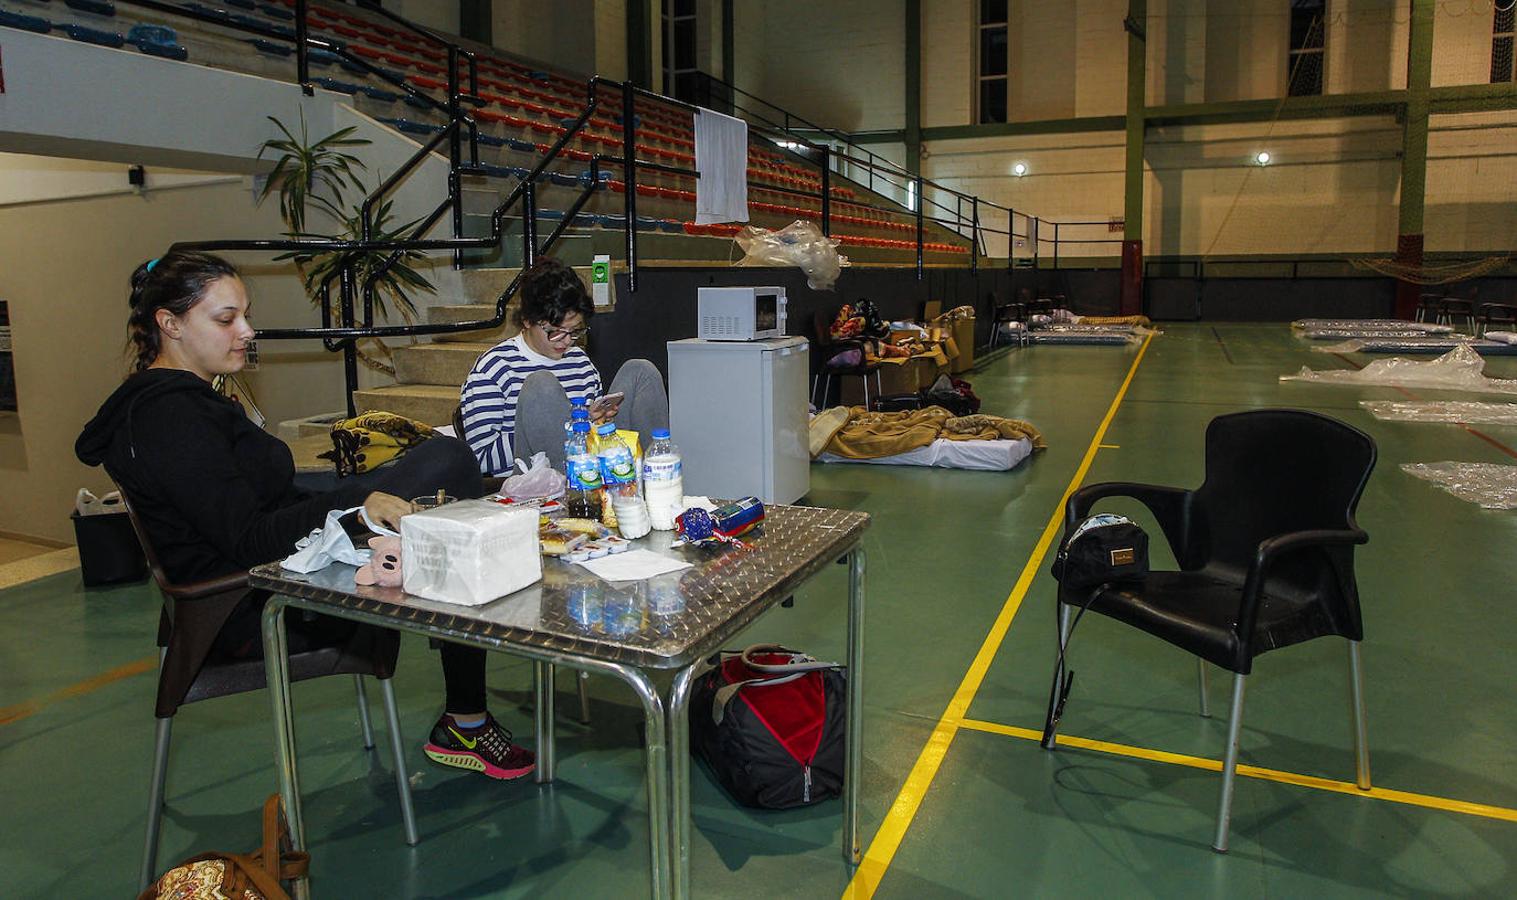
[{"x1": 348, "y1": 264, "x2": 603, "y2": 426}]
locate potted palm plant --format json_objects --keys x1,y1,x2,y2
[{"x1": 257, "y1": 112, "x2": 436, "y2": 374}]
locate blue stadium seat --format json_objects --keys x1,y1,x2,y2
[
  {"x1": 127, "y1": 23, "x2": 187, "y2": 61},
  {"x1": 65, "y1": 0, "x2": 115, "y2": 18},
  {"x1": 506, "y1": 138, "x2": 537, "y2": 153},
  {"x1": 183, "y1": 3, "x2": 232, "y2": 24},
  {"x1": 378, "y1": 118, "x2": 442, "y2": 137},
  {"x1": 311, "y1": 76, "x2": 360, "y2": 95},
  {"x1": 307, "y1": 48, "x2": 339, "y2": 67},
  {"x1": 359, "y1": 85, "x2": 401, "y2": 102},
  {"x1": 136, "y1": 40, "x2": 188, "y2": 61},
  {"x1": 475, "y1": 133, "x2": 508, "y2": 148},
  {"x1": 60, "y1": 23, "x2": 124, "y2": 47},
  {"x1": 257, "y1": 3, "x2": 293, "y2": 20},
  {"x1": 548, "y1": 171, "x2": 580, "y2": 187},
  {"x1": 224, "y1": 0, "x2": 256, "y2": 10},
  {"x1": 657, "y1": 219, "x2": 684, "y2": 234},
  {"x1": 246, "y1": 37, "x2": 291, "y2": 56},
  {"x1": 0, "y1": 10, "x2": 51, "y2": 33},
  {"x1": 403, "y1": 95, "x2": 432, "y2": 111},
  {"x1": 578, "y1": 170, "x2": 611, "y2": 188}
]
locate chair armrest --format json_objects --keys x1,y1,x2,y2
[
  {"x1": 161, "y1": 571, "x2": 251, "y2": 602},
  {"x1": 1065, "y1": 482, "x2": 1194, "y2": 560},
  {"x1": 1236, "y1": 527, "x2": 1368, "y2": 637}
]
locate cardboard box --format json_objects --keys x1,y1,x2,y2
[
  {"x1": 838, "y1": 356, "x2": 933, "y2": 406},
  {"x1": 951, "y1": 318, "x2": 976, "y2": 373}
]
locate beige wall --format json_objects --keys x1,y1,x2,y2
[
  {"x1": 731, "y1": 0, "x2": 906, "y2": 132},
  {"x1": 0, "y1": 181, "x2": 347, "y2": 544}
]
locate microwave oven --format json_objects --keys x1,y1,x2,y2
[{"x1": 697, "y1": 286, "x2": 787, "y2": 341}]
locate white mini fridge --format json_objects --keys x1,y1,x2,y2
[{"x1": 667, "y1": 336, "x2": 811, "y2": 505}]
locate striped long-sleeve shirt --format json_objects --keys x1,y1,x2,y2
[{"x1": 460, "y1": 334, "x2": 602, "y2": 475}]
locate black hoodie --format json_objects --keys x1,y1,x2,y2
[{"x1": 76, "y1": 369, "x2": 368, "y2": 583}]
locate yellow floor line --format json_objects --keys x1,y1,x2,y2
[
  {"x1": 0, "y1": 655, "x2": 158, "y2": 727},
  {"x1": 958, "y1": 718, "x2": 1517, "y2": 824},
  {"x1": 843, "y1": 334, "x2": 1154, "y2": 899}
]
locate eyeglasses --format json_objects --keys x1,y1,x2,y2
[{"x1": 540, "y1": 324, "x2": 590, "y2": 342}]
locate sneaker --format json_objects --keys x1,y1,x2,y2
[{"x1": 423, "y1": 713, "x2": 536, "y2": 780}]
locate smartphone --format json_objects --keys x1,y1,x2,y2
[{"x1": 589, "y1": 392, "x2": 625, "y2": 416}]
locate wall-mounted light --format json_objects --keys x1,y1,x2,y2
[
  {"x1": 1254, "y1": 151, "x2": 1272, "y2": 166},
  {"x1": 1012, "y1": 162, "x2": 1028, "y2": 177}
]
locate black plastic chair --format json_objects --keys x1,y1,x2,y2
[
  {"x1": 1478, "y1": 302, "x2": 1517, "y2": 337},
  {"x1": 1441, "y1": 298, "x2": 1477, "y2": 333},
  {"x1": 118, "y1": 489, "x2": 418, "y2": 891},
  {"x1": 811, "y1": 309, "x2": 883, "y2": 410},
  {"x1": 1040, "y1": 409, "x2": 1376, "y2": 852}
]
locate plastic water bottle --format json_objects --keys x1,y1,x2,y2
[
  {"x1": 642, "y1": 428, "x2": 684, "y2": 531},
  {"x1": 594, "y1": 422, "x2": 649, "y2": 537},
  {"x1": 564, "y1": 420, "x2": 603, "y2": 518}
]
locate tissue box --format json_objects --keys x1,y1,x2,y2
[{"x1": 401, "y1": 500, "x2": 541, "y2": 606}]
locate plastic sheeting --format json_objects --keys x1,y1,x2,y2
[
  {"x1": 1402, "y1": 462, "x2": 1517, "y2": 509},
  {"x1": 1298, "y1": 328, "x2": 1456, "y2": 340},
  {"x1": 734, "y1": 220, "x2": 849, "y2": 290},
  {"x1": 1361, "y1": 400, "x2": 1517, "y2": 425},
  {"x1": 1291, "y1": 318, "x2": 1450, "y2": 332},
  {"x1": 1282, "y1": 344, "x2": 1517, "y2": 394}
]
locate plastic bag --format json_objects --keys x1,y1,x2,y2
[
  {"x1": 1361, "y1": 400, "x2": 1517, "y2": 425},
  {"x1": 1402, "y1": 462, "x2": 1517, "y2": 509},
  {"x1": 282, "y1": 507, "x2": 373, "y2": 573},
  {"x1": 1282, "y1": 344, "x2": 1517, "y2": 395},
  {"x1": 499, "y1": 451, "x2": 566, "y2": 501},
  {"x1": 734, "y1": 220, "x2": 849, "y2": 290},
  {"x1": 75, "y1": 488, "x2": 126, "y2": 517}
]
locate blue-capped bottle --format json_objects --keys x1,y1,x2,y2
[{"x1": 564, "y1": 420, "x2": 603, "y2": 518}]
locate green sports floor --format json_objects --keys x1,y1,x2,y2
[{"x1": 5, "y1": 322, "x2": 1516, "y2": 898}]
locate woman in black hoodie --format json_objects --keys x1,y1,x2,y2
[{"x1": 77, "y1": 250, "x2": 534, "y2": 781}]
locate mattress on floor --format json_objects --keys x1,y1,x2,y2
[
  {"x1": 1353, "y1": 338, "x2": 1517, "y2": 355},
  {"x1": 1292, "y1": 318, "x2": 1451, "y2": 333},
  {"x1": 1300, "y1": 328, "x2": 1461, "y2": 340},
  {"x1": 818, "y1": 437, "x2": 1034, "y2": 471},
  {"x1": 1026, "y1": 331, "x2": 1134, "y2": 345}
]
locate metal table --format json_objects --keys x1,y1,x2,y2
[{"x1": 251, "y1": 504, "x2": 869, "y2": 899}]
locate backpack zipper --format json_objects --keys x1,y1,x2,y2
[{"x1": 803, "y1": 765, "x2": 812, "y2": 803}]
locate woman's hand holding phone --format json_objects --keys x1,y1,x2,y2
[{"x1": 589, "y1": 391, "x2": 624, "y2": 423}]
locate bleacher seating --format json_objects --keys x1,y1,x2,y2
[{"x1": 0, "y1": 0, "x2": 972, "y2": 261}]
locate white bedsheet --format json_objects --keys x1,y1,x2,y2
[{"x1": 817, "y1": 437, "x2": 1033, "y2": 471}]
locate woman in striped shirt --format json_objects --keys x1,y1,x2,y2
[{"x1": 460, "y1": 258, "x2": 668, "y2": 475}]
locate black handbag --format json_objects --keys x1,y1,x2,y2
[
  {"x1": 689, "y1": 644, "x2": 847, "y2": 809},
  {"x1": 1050, "y1": 514, "x2": 1149, "y2": 589}
]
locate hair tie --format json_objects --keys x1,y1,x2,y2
[{"x1": 146, "y1": 257, "x2": 161, "y2": 273}]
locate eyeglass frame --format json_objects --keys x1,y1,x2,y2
[{"x1": 535, "y1": 321, "x2": 591, "y2": 342}]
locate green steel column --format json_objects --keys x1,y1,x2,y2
[
  {"x1": 1120, "y1": 0, "x2": 1146, "y2": 315},
  {"x1": 905, "y1": 0, "x2": 922, "y2": 176},
  {"x1": 1395, "y1": 0, "x2": 1435, "y2": 318}
]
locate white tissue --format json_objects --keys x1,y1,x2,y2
[{"x1": 401, "y1": 500, "x2": 541, "y2": 606}]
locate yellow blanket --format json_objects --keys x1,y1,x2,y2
[{"x1": 819, "y1": 406, "x2": 1046, "y2": 460}]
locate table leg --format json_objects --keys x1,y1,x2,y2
[
  {"x1": 667, "y1": 665, "x2": 701, "y2": 900},
  {"x1": 260, "y1": 597, "x2": 310, "y2": 900},
  {"x1": 612, "y1": 665, "x2": 670, "y2": 899},
  {"x1": 534, "y1": 661, "x2": 557, "y2": 783},
  {"x1": 844, "y1": 547, "x2": 866, "y2": 865}
]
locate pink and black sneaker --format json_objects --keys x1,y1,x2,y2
[{"x1": 423, "y1": 713, "x2": 536, "y2": 781}]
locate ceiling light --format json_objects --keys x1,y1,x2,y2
[
  {"x1": 1012, "y1": 162, "x2": 1027, "y2": 177},
  {"x1": 1255, "y1": 151, "x2": 1272, "y2": 166}
]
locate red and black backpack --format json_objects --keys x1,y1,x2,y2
[{"x1": 689, "y1": 644, "x2": 847, "y2": 809}]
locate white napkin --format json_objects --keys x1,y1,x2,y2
[
  {"x1": 575, "y1": 549, "x2": 692, "y2": 582},
  {"x1": 281, "y1": 506, "x2": 371, "y2": 573}
]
